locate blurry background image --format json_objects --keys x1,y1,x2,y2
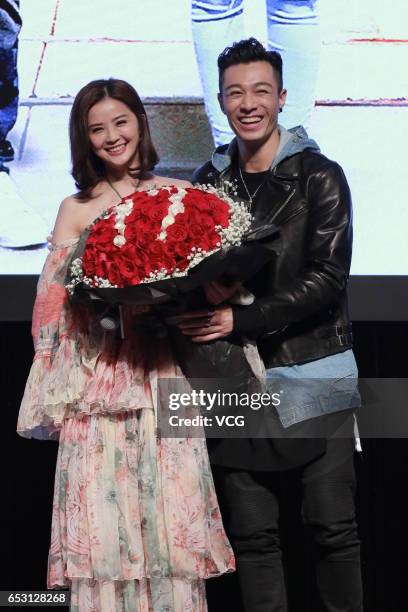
[{"x1": 0, "y1": 0, "x2": 407, "y2": 278}]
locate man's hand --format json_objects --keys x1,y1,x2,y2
[
  {"x1": 204, "y1": 279, "x2": 241, "y2": 305},
  {"x1": 166, "y1": 305, "x2": 233, "y2": 342}
]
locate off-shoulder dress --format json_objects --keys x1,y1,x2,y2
[{"x1": 17, "y1": 239, "x2": 234, "y2": 612}]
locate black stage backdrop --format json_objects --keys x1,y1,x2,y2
[{"x1": 3, "y1": 321, "x2": 408, "y2": 612}]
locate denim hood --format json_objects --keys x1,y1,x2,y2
[{"x1": 211, "y1": 125, "x2": 320, "y2": 173}]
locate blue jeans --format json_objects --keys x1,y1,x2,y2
[{"x1": 191, "y1": 0, "x2": 319, "y2": 145}]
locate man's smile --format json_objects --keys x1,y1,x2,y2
[{"x1": 239, "y1": 116, "x2": 263, "y2": 124}]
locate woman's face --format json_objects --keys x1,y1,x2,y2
[{"x1": 87, "y1": 97, "x2": 141, "y2": 173}]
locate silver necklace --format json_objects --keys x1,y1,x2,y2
[
  {"x1": 238, "y1": 166, "x2": 268, "y2": 208},
  {"x1": 107, "y1": 177, "x2": 140, "y2": 202}
]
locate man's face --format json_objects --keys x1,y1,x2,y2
[{"x1": 218, "y1": 61, "x2": 286, "y2": 145}]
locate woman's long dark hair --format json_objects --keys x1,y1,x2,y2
[{"x1": 69, "y1": 78, "x2": 159, "y2": 200}]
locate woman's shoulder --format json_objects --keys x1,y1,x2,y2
[
  {"x1": 59, "y1": 193, "x2": 82, "y2": 210},
  {"x1": 150, "y1": 175, "x2": 192, "y2": 189},
  {"x1": 58, "y1": 183, "x2": 107, "y2": 214},
  {"x1": 52, "y1": 193, "x2": 84, "y2": 244}
]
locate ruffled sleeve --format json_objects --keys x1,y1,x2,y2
[
  {"x1": 33, "y1": 239, "x2": 79, "y2": 356},
  {"x1": 18, "y1": 237, "x2": 155, "y2": 440},
  {"x1": 17, "y1": 239, "x2": 79, "y2": 440}
]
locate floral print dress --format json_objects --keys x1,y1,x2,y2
[{"x1": 17, "y1": 239, "x2": 235, "y2": 612}]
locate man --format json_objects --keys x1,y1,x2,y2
[
  {"x1": 191, "y1": 0, "x2": 319, "y2": 145},
  {"x1": 176, "y1": 38, "x2": 363, "y2": 611}
]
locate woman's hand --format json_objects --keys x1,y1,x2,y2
[
  {"x1": 166, "y1": 305, "x2": 233, "y2": 342},
  {"x1": 204, "y1": 279, "x2": 242, "y2": 305}
]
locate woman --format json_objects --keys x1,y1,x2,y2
[{"x1": 17, "y1": 78, "x2": 234, "y2": 612}]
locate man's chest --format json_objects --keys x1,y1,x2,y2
[{"x1": 229, "y1": 168, "x2": 306, "y2": 228}]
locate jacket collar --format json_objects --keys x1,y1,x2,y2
[{"x1": 211, "y1": 125, "x2": 320, "y2": 180}]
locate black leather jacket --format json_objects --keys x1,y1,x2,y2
[{"x1": 193, "y1": 147, "x2": 354, "y2": 368}]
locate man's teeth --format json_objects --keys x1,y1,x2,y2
[{"x1": 240, "y1": 117, "x2": 262, "y2": 124}]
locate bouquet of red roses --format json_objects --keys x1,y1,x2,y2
[
  {"x1": 65, "y1": 185, "x2": 280, "y2": 395},
  {"x1": 66, "y1": 184, "x2": 280, "y2": 305}
]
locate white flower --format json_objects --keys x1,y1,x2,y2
[
  {"x1": 162, "y1": 214, "x2": 175, "y2": 229},
  {"x1": 117, "y1": 200, "x2": 133, "y2": 213},
  {"x1": 153, "y1": 189, "x2": 186, "y2": 241},
  {"x1": 113, "y1": 235, "x2": 126, "y2": 247}
]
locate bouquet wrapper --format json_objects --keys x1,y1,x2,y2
[{"x1": 66, "y1": 223, "x2": 281, "y2": 398}]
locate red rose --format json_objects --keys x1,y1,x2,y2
[
  {"x1": 197, "y1": 213, "x2": 216, "y2": 232},
  {"x1": 164, "y1": 241, "x2": 176, "y2": 255},
  {"x1": 172, "y1": 241, "x2": 191, "y2": 260},
  {"x1": 149, "y1": 240, "x2": 174, "y2": 272},
  {"x1": 148, "y1": 240, "x2": 165, "y2": 257},
  {"x1": 183, "y1": 190, "x2": 210, "y2": 212},
  {"x1": 206, "y1": 230, "x2": 222, "y2": 249},
  {"x1": 125, "y1": 207, "x2": 143, "y2": 224},
  {"x1": 212, "y1": 211, "x2": 230, "y2": 227},
  {"x1": 166, "y1": 222, "x2": 188, "y2": 243},
  {"x1": 145, "y1": 202, "x2": 169, "y2": 223},
  {"x1": 130, "y1": 191, "x2": 150, "y2": 208},
  {"x1": 188, "y1": 222, "x2": 205, "y2": 239},
  {"x1": 115, "y1": 250, "x2": 141, "y2": 283},
  {"x1": 106, "y1": 261, "x2": 123, "y2": 287},
  {"x1": 89, "y1": 230, "x2": 116, "y2": 249},
  {"x1": 82, "y1": 254, "x2": 94, "y2": 277},
  {"x1": 196, "y1": 229, "x2": 221, "y2": 251},
  {"x1": 124, "y1": 221, "x2": 156, "y2": 245}
]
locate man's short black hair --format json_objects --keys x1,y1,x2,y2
[{"x1": 218, "y1": 37, "x2": 283, "y2": 93}]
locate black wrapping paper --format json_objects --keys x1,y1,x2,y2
[{"x1": 66, "y1": 223, "x2": 280, "y2": 388}]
